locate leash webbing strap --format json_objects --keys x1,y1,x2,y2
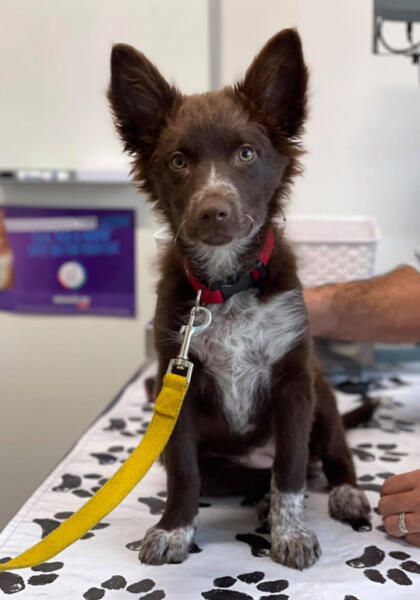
[{"x1": 0, "y1": 372, "x2": 189, "y2": 572}]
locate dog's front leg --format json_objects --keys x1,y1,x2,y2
[
  {"x1": 139, "y1": 383, "x2": 200, "y2": 565},
  {"x1": 269, "y1": 360, "x2": 321, "y2": 570}
]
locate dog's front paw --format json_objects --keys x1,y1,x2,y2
[
  {"x1": 329, "y1": 484, "x2": 371, "y2": 531},
  {"x1": 270, "y1": 525, "x2": 321, "y2": 570},
  {"x1": 138, "y1": 524, "x2": 195, "y2": 565}
]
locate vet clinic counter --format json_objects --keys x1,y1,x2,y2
[{"x1": 1, "y1": 361, "x2": 420, "y2": 598}]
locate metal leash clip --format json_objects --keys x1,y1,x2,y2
[{"x1": 167, "y1": 289, "x2": 212, "y2": 383}]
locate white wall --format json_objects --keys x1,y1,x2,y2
[
  {"x1": 0, "y1": 0, "x2": 210, "y2": 530},
  {"x1": 220, "y1": 0, "x2": 420, "y2": 274},
  {"x1": 0, "y1": 0, "x2": 209, "y2": 170}
]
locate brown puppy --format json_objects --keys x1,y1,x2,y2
[{"x1": 108, "y1": 29, "x2": 371, "y2": 570}]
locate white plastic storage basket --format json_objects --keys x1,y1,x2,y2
[
  {"x1": 153, "y1": 215, "x2": 380, "y2": 288},
  {"x1": 285, "y1": 216, "x2": 379, "y2": 287}
]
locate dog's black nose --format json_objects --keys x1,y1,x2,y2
[{"x1": 198, "y1": 196, "x2": 232, "y2": 224}]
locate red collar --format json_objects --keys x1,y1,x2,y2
[{"x1": 185, "y1": 228, "x2": 275, "y2": 305}]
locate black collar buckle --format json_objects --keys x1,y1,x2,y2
[{"x1": 214, "y1": 260, "x2": 268, "y2": 302}]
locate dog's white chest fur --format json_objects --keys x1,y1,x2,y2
[{"x1": 190, "y1": 288, "x2": 306, "y2": 435}]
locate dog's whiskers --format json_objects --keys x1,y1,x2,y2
[
  {"x1": 174, "y1": 218, "x2": 187, "y2": 245},
  {"x1": 245, "y1": 213, "x2": 256, "y2": 226}
]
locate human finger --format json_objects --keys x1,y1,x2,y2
[
  {"x1": 383, "y1": 512, "x2": 420, "y2": 538},
  {"x1": 381, "y1": 472, "x2": 416, "y2": 497},
  {"x1": 378, "y1": 490, "x2": 418, "y2": 517}
]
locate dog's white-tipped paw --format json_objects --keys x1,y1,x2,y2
[
  {"x1": 138, "y1": 524, "x2": 195, "y2": 565},
  {"x1": 329, "y1": 484, "x2": 371, "y2": 531},
  {"x1": 270, "y1": 525, "x2": 321, "y2": 570}
]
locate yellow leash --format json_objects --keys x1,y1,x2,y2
[{"x1": 0, "y1": 291, "x2": 212, "y2": 572}]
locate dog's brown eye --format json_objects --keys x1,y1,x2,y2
[
  {"x1": 238, "y1": 146, "x2": 256, "y2": 162},
  {"x1": 170, "y1": 152, "x2": 188, "y2": 170}
]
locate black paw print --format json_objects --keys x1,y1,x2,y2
[
  {"x1": 202, "y1": 571, "x2": 290, "y2": 599},
  {"x1": 236, "y1": 533, "x2": 271, "y2": 557},
  {"x1": 346, "y1": 545, "x2": 420, "y2": 586},
  {"x1": 351, "y1": 443, "x2": 408, "y2": 463},
  {"x1": 52, "y1": 471, "x2": 110, "y2": 497},
  {"x1": 374, "y1": 377, "x2": 410, "y2": 391},
  {"x1": 103, "y1": 414, "x2": 149, "y2": 438},
  {"x1": 367, "y1": 404, "x2": 415, "y2": 434},
  {"x1": 136, "y1": 490, "x2": 211, "y2": 516},
  {"x1": 0, "y1": 556, "x2": 63, "y2": 594},
  {"x1": 91, "y1": 443, "x2": 143, "y2": 467},
  {"x1": 83, "y1": 576, "x2": 166, "y2": 599},
  {"x1": 53, "y1": 443, "x2": 143, "y2": 498},
  {"x1": 137, "y1": 491, "x2": 168, "y2": 515},
  {"x1": 336, "y1": 376, "x2": 409, "y2": 395},
  {"x1": 33, "y1": 511, "x2": 109, "y2": 541},
  {"x1": 336, "y1": 382, "x2": 415, "y2": 434}
]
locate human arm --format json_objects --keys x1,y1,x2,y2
[{"x1": 303, "y1": 266, "x2": 420, "y2": 343}]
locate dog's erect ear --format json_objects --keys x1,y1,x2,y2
[
  {"x1": 108, "y1": 44, "x2": 181, "y2": 159},
  {"x1": 236, "y1": 29, "x2": 308, "y2": 137}
]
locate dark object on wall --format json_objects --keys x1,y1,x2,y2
[{"x1": 373, "y1": 0, "x2": 420, "y2": 81}]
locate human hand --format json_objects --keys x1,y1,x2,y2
[{"x1": 378, "y1": 469, "x2": 420, "y2": 546}]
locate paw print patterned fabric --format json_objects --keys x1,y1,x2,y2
[{"x1": 1, "y1": 364, "x2": 420, "y2": 599}]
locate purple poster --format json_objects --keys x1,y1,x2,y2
[{"x1": 0, "y1": 206, "x2": 135, "y2": 316}]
